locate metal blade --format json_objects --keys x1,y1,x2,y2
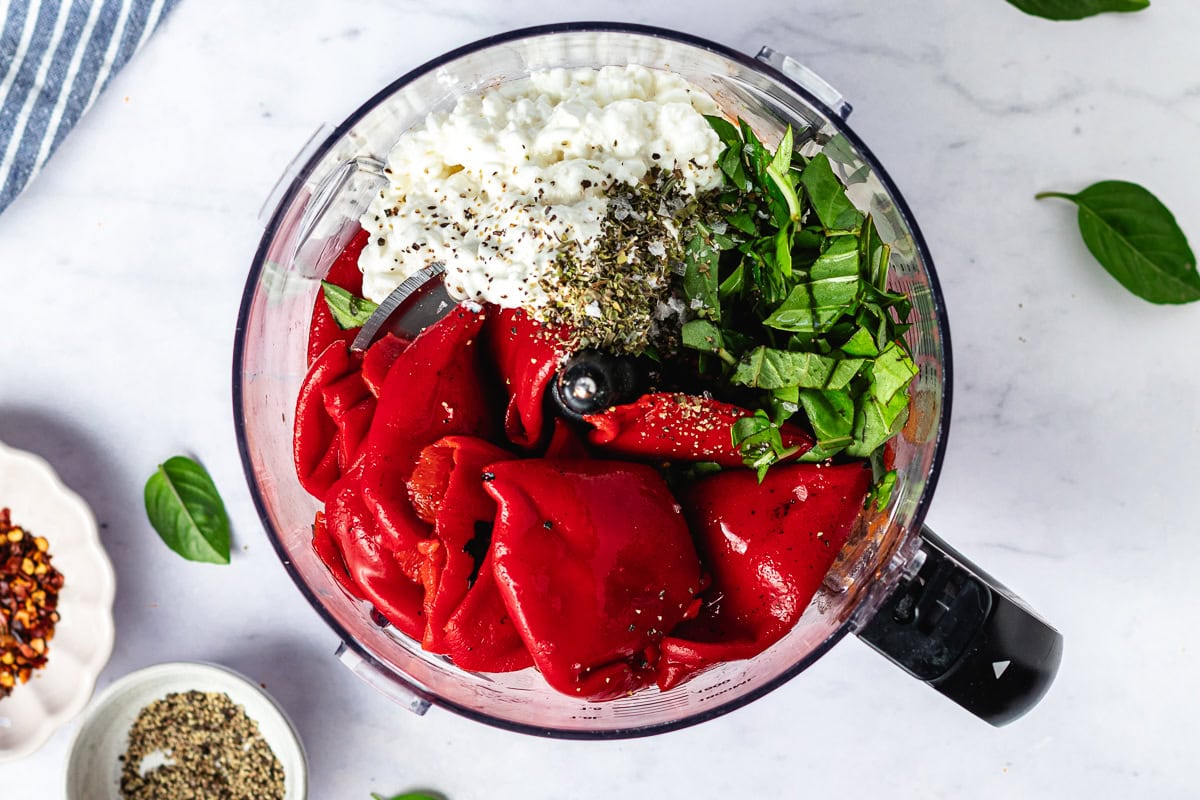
[{"x1": 351, "y1": 263, "x2": 455, "y2": 351}]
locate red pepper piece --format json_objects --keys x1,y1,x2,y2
[
  {"x1": 586, "y1": 392, "x2": 814, "y2": 467},
  {"x1": 294, "y1": 340, "x2": 360, "y2": 499},
  {"x1": 361, "y1": 332, "x2": 409, "y2": 398},
  {"x1": 442, "y1": 547, "x2": 533, "y2": 673},
  {"x1": 308, "y1": 228, "x2": 369, "y2": 364},
  {"x1": 320, "y1": 366, "x2": 376, "y2": 470},
  {"x1": 541, "y1": 418, "x2": 591, "y2": 460},
  {"x1": 312, "y1": 510, "x2": 363, "y2": 600},
  {"x1": 322, "y1": 479, "x2": 426, "y2": 639},
  {"x1": 319, "y1": 307, "x2": 497, "y2": 637},
  {"x1": 657, "y1": 461, "x2": 871, "y2": 690},
  {"x1": 485, "y1": 459, "x2": 701, "y2": 700},
  {"x1": 408, "y1": 437, "x2": 528, "y2": 670},
  {"x1": 484, "y1": 308, "x2": 566, "y2": 449}
]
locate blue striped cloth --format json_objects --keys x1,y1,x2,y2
[{"x1": 0, "y1": 0, "x2": 180, "y2": 215}]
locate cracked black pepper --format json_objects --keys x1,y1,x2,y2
[{"x1": 118, "y1": 690, "x2": 286, "y2": 800}]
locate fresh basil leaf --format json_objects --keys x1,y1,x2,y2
[
  {"x1": 798, "y1": 389, "x2": 855, "y2": 456},
  {"x1": 725, "y1": 209, "x2": 758, "y2": 236},
  {"x1": 774, "y1": 226, "x2": 793, "y2": 277},
  {"x1": 681, "y1": 319, "x2": 725, "y2": 353},
  {"x1": 762, "y1": 236, "x2": 861, "y2": 333},
  {"x1": 1007, "y1": 0, "x2": 1148, "y2": 20},
  {"x1": 800, "y1": 153, "x2": 863, "y2": 232},
  {"x1": 1037, "y1": 181, "x2": 1199, "y2": 304},
  {"x1": 846, "y1": 387, "x2": 910, "y2": 458},
  {"x1": 144, "y1": 456, "x2": 231, "y2": 565},
  {"x1": 683, "y1": 232, "x2": 722, "y2": 319},
  {"x1": 719, "y1": 145, "x2": 751, "y2": 192},
  {"x1": 718, "y1": 263, "x2": 745, "y2": 300},
  {"x1": 871, "y1": 342, "x2": 920, "y2": 405},
  {"x1": 771, "y1": 125, "x2": 795, "y2": 176},
  {"x1": 370, "y1": 793, "x2": 441, "y2": 800},
  {"x1": 731, "y1": 410, "x2": 796, "y2": 482},
  {"x1": 859, "y1": 214, "x2": 892, "y2": 290},
  {"x1": 764, "y1": 163, "x2": 802, "y2": 227},
  {"x1": 705, "y1": 114, "x2": 741, "y2": 148},
  {"x1": 321, "y1": 281, "x2": 379, "y2": 329},
  {"x1": 732, "y1": 347, "x2": 843, "y2": 390},
  {"x1": 869, "y1": 470, "x2": 899, "y2": 508},
  {"x1": 840, "y1": 325, "x2": 881, "y2": 357}
]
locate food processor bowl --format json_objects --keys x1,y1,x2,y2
[{"x1": 234, "y1": 23, "x2": 1060, "y2": 738}]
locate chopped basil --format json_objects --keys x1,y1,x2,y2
[
  {"x1": 321, "y1": 281, "x2": 379, "y2": 329},
  {"x1": 678, "y1": 116, "x2": 918, "y2": 475}
]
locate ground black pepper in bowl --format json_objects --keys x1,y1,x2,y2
[{"x1": 118, "y1": 690, "x2": 286, "y2": 800}]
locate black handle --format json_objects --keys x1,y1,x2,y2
[{"x1": 857, "y1": 527, "x2": 1062, "y2": 726}]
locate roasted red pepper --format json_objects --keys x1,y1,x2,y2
[
  {"x1": 361, "y1": 332, "x2": 409, "y2": 398},
  {"x1": 586, "y1": 392, "x2": 814, "y2": 467},
  {"x1": 317, "y1": 307, "x2": 498, "y2": 636},
  {"x1": 322, "y1": 482, "x2": 427, "y2": 639},
  {"x1": 406, "y1": 436, "x2": 531, "y2": 672},
  {"x1": 657, "y1": 461, "x2": 872, "y2": 690},
  {"x1": 294, "y1": 340, "x2": 366, "y2": 499},
  {"x1": 308, "y1": 228, "x2": 369, "y2": 364},
  {"x1": 485, "y1": 459, "x2": 701, "y2": 700},
  {"x1": 312, "y1": 510, "x2": 363, "y2": 600},
  {"x1": 484, "y1": 308, "x2": 565, "y2": 449}
]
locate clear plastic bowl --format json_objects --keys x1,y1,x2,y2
[{"x1": 234, "y1": 23, "x2": 952, "y2": 738}]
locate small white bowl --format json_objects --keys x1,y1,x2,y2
[
  {"x1": 66, "y1": 661, "x2": 308, "y2": 799},
  {"x1": 0, "y1": 440, "x2": 116, "y2": 762}
]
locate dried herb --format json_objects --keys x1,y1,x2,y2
[
  {"x1": 120, "y1": 690, "x2": 285, "y2": 800},
  {"x1": 0, "y1": 507, "x2": 63, "y2": 697},
  {"x1": 537, "y1": 168, "x2": 705, "y2": 354}
]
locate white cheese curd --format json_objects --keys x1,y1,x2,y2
[{"x1": 357, "y1": 65, "x2": 724, "y2": 307}]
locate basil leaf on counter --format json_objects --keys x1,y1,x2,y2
[
  {"x1": 370, "y1": 793, "x2": 442, "y2": 800},
  {"x1": 321, "y1": 281, "x2": 379, "y2": 329},
  {"x1": 1006, "y1": 0, "x2": 1148, "y2": 20},
  {"x1": 144, "y1": 456, "x2": 231, "y2": 565},
  {"x1": 1037, "y1": 181, "x2": 1200, "y2": 304}
]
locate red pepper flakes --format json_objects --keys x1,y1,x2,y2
[{"x1": 0, "y1": 507, "x2": 64, "y2": 698}]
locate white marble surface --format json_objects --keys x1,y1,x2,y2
[{"x1": 2, "y1": 1, "x2": 1199, "y2": 797}]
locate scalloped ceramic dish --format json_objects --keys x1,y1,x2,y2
[{"x1": 0, "y1": 440, "x2": 116, "y2": 762}]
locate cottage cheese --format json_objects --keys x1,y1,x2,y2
[{"x1": 357, "y1": 65, "x2": 724, "y2": 307}]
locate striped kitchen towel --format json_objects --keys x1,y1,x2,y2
[{"x1": 0, "y1": 0, "x2": 181, "y2": 215}]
